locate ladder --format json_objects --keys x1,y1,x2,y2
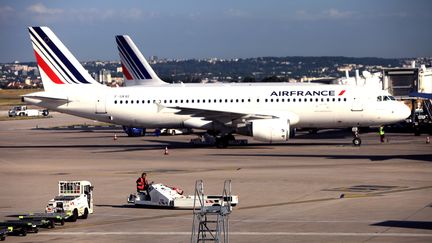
[
  {"x1": 423, "y1": 99, "x2": 432, "y2": 121},
  {"x1": 191, "y1": 180, "x2": 232, "y2": 243}
]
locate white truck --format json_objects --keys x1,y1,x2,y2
[
  {"x1": 128, "y1": 183, "x2": 238, "y2": 209},
  {"x1": 45, "y1": 181, "x2": 94, "y2": 221},
  {"x1": 8, "y1": 105, "x2": 49, "y2": 117}
]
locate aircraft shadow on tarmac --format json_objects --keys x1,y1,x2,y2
[
  {"x1": 210, "y1": 153, "x2": 432, "y2": 163},
  {"x1": 95, "y1": 204, "x2": 190, "y2": 210},
  {"x1": 371, "y1": 220, "x2": 432, "y2": 230}
]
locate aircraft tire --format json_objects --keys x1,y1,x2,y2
[{"x1": 353, "y1": 138, "x2": 361, "y2": 146}]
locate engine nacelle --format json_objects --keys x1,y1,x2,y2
[{"x1": 251, "y1": 119, "x2": 290, "y2": 143}]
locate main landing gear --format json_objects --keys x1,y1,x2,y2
[
  {"x1": 352, "y1": 127, "x2": 361, "y2": 146},
  {"x1": 215, "y1": 134, "x2": 235, "y2": 148}
]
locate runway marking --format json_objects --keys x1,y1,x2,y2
[
  {"x1": 238, "y1": 185, "x2": 432, "y2": 210},
  {"x1": 38, "y1": 231, "x2": 432, "y2": 237},
  {"x1": 238, "y1": 197, "x2": 336, "y2": 210}
]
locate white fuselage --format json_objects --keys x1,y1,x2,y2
[{"x1": 25, "y1": 83, "x2": 410, "y2": 132}]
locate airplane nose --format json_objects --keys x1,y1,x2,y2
[{"x1": 399, "y1": 103, "x2": 411, "y2": 120}]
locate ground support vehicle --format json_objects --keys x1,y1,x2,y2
[
  {"x1": 128, "y1": 183, "x2": 238, "y2": 209},
  {"x1": 46, "y1": 181, "x2": 93, "y2": 222},
  {"x1": 0, "y1": 221, "x2": 38, "y2": 236},
  {"x1": 8, "y1": 105, "x2": 49, "y2": 117}
]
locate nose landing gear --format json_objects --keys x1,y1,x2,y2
[{"x1": 352, "y1": 127, "x2": 361, "y2": 146}]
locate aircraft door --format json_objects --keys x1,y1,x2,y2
[
  {"x1": 95, "y1": 95, "x2": 107, "y2": 114},
  {"x1": 351, "y1": 97, "x2": 363, "y2": 111}
]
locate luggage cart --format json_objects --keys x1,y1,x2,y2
[
  {"x1": 0, "y1": 221, "x2": 38, "y2": 236},
  {"x1": 0, "y1": 227, "x2": 12, "y2": 241},
  {"x1": 18, "y1": 212, "x2": 69, "y2": 226}
]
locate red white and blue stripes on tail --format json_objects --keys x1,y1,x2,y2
[
  {"x1": 115, "y1": 35, "x2": 166, "y2": 85},
  {"x1": 29, "y1": 26, "x2": 99, "y2": 90}
]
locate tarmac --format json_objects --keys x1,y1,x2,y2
[{"x1": 0, "y1": 112, "x2": 431, "y2": 242}]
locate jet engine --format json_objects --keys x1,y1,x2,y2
[{"x1": 238, "y1": 119, "x2": 290, "y2": 143}]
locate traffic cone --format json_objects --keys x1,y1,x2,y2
[
  {"x1": 113, "y1": 134, "x2": 118, "y2": 140},
  {"x1": 164, "y1": 146, "x2": 169, "y2": 155},
  {"x1": 427, "y1": 136, "x2": 430, "y2": 144}
]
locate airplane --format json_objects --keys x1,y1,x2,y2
[{"x1": 23, "y1": 26, "x2": 411, "y2": 147}]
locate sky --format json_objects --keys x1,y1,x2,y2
[{"x1": 0, "y1": 0, "x2": 431, "y2": 63}]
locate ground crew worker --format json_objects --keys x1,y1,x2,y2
[
  {"x1": 136, "y1": 172, "x2": 150, "y2": 197},
  {"x1": 379, "y1": 126, "x2": 385, "y2": 143}
]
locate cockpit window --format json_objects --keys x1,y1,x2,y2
[
  {"x1": 377, "y1": 96, "x2": 382, "y2": 102},
  {"x1": 383, "y1": 96, "x2": 390, "y2": 101},
  {"x1": 389, "y1": 96, "x2": 395, "y2": 100}
]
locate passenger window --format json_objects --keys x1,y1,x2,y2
[
  {"x1": 125, "y1": 100, "x2": 129, "y2": 104},
  {"x1": 114, "y1": 100, "x2": 117, "y2": 104},
  {"x1": 257, "y1": 99, "x2": 260, "y2": 102},
  {"x1": 131, "y1": 100, "x2": 134, "y2": 104},
  {"x1": 136, "y1": 100, "x2": 139, "y2": 104},
  {"x1": 120, "y1": 100, "x2": 123, "y2": 104}
]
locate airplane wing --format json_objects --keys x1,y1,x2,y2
[{"x1": 160, "y1": 104, "x2": 299, "y2": 125}]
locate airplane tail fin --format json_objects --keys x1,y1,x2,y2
[
  {"x1": 28, "y1": 26, "x2": 101, "y2": 92},
  {"x1": 115, "y1": 35, "x2": 166, "y2": 86}
]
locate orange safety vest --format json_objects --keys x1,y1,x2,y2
[{"x1": 136, "y1": 177, "x2": 148, "y2": 190}]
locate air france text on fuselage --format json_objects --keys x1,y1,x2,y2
[{"x1": 270, "y1": 90, "x2": 337, "y2": 97}]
